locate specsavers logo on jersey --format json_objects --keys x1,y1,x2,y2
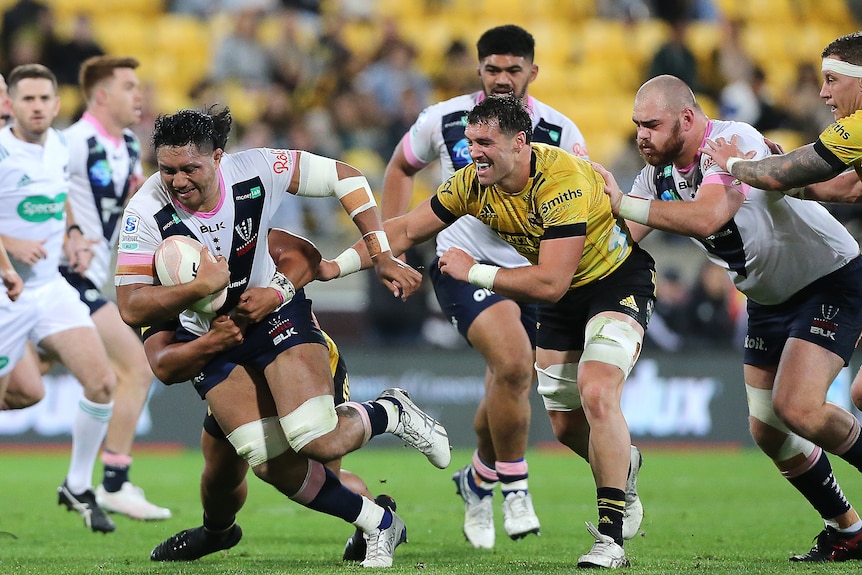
[{"x1": 18, "y1": 193, "x2": 67, "y2": 222}]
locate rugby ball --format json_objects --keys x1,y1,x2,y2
[{"x1": 154, "y1": 235, "x2": 228, "y2": 314}]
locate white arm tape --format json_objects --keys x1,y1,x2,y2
[
  {"x1": 334, "y1": 247, "x2": 362, "y2": 277},
  {"x1": 618, "y1": 195, "x2": 651, "y2": 225},
  {"x1": 363, "y1": 230, "x2": 391, "y2": 258},
  {"x1": 269, "y1": 270, "x2": 296, "y2": 310},
  {"x1": 335, "y1": 176, "x2": 377, "y2": 219},
  {"x1": 467, "y1": 263, "x2": 499, "y2": 290},
  {"x1": 725, "y1": 156, "x2": 742, "y2": 174},
  {"x1": 297, "y1": 152, "x2": 339, "y2": 198}
]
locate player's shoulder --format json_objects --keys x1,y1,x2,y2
[
  {"x1": 822, "y1": 110, "x2": 862, "y2": 145},
  {"x1": 528, "y1": 96, "x2": 576, "y2": 126},
  {"x1": 419, "y1": 92, "x2": 477, "y2": 121}
]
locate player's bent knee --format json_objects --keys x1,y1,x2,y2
[
  {"x1": 279, "y1": 395, "x2": 338, "y2": 453},
  {"x1": 745, "y1": 384, "x2": 791, "y2": 433},
  {"x1": 579, "y1": 316, "x2": 642, "y2": 377},
  {"x1": 226, "y1": 417, "x2": 289, "y2": 467},
  {"x1": 536, "y1": 362, "x2": 581, "y2": 411}
]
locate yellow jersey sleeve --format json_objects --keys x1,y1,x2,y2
[{"x1": 814, "y1": 110, "x2": 862, "y2": 177}]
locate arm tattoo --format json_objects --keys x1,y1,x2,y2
[{"x1": 733, "y1": 145, "x2": 840, "y2": 191}]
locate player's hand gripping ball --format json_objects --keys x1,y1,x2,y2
[{"x1": 154, "y1": 235, "x2": 227, "y2": 313}]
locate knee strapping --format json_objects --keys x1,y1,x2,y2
[
  {"x1": 579, "y1": 316, "x2": 642, "y2": 377},
  {"x1": 745, "y1": 384, "x2": 790, "y2": 433},
  {"x1": 536, "y1": 362, "x2": 581, "y2": 411},
  {"x1": 226, "y1": 417, "x2": 289, "y2": 467},
  {"x1": 745, "y1": 385, "x2": 815, "y2": 460},
  {"x1": 279, "y1": 395, "x2": 338, "y2": 452}
]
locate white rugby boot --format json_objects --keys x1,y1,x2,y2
[
  {"x1": 622, "y1": 445, "x2": 643, "y2": 540},
  {"x1": 577, "y1": 522, "x2": 630, "y2": 568}
]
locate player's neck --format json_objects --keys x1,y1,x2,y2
[
  {"x1": 11, "y1": 123, "x2": 47, "y2": 146},
  {"x1": 675, "y1": 119, "x2": 708, "y2": 170},
  {"x1": 86, "y1": 108, "x2": 124, "y2": 140}
]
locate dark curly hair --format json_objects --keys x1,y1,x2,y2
[
  {"x1": 466, "y1": 95, "x2": 532, "y2": 142},
  {"x1": 152, "y1": 105, "x2": 232, "y2": 152}
]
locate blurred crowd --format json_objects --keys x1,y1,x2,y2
[{"x1": 1, "y1": 0, "x2": 860, "y2": 349}]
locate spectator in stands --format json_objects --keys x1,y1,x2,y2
[
  {"x1": 354, "y1": 37, "x2": 431, "y2": 144},
  {"x1": 431, "y1": 39, "x2": 476, "y2": 101},
  {"x1": 46, "y1": 14, "x2": 104, "y2": 86},
  {"x1": 784, "y1": 61, "x2": 836, "y2": 142},
  {"x1": 209, "y1": 7, "x2": 274, "y2": 88},
  {"x1": 643, "y1": 267, "x2": 690, "y2": 352},
  {"x1": 701, "y1": 18, "x2": 755, "y2": 100},
  {"x1": 646, "y1": 17, "x2": 699, "y2": 90},
  {"x1": 1, "y1": 0, "x2": 50, "y2": 68},
  {"x1": 680, "y1": 261, "x2": 738, "y2": 349}
]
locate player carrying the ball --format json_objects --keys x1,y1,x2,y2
[{"x1": 114, "y1": 106, "x2": 450, "y2": 568}]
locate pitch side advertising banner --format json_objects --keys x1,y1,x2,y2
[{"x1": 0, "y1": 348, "x2": 856, "y2": 448}]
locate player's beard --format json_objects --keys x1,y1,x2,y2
[{"x1": 640, "y1": 119, "x2": 685, "y2": 167}]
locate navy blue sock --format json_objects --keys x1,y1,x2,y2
[
  {"x1": 359, "y1": 400, "x2": 391, "y2": 437},
  {"x1": 787, "y1": 451, "x2": 851, "y2": 520},
  {"x1": 302, "y1": 466, "x2": 364, "y2": 523},
  {"x1": 102, "y1": 464, "x2": 129, "y2": 492}
]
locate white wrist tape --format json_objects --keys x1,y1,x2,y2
[
  {"x1": 725, "y1": 156, "x2": 742, "y2": 174},
  {"x1": 363, "y1": 231, "x2": 391, "y2": 259},
  {"x1": 467, "y1": 263, "x2": 499, "y2": 290},
  {"x1": 269, "y1": 270, "x2": 296, "y2": 310},
  {"x1": 335, "y1": 176, "x2": 377, "y2": 219},
  {"x1": 618, "y1": 195, "x2": 651, "y2": 225},
  {"x1": 334, "y1": 247, "x2": 362, "y2": 278}
]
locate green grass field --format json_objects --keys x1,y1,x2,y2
[{"x1": 2, "y1": 446, "x2": 862, "y2": 574}]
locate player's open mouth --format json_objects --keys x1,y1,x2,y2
[{"x1": 476, "y1": 161, "x2": 491, "y2": 174}]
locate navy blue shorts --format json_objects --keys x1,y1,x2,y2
[
  {"x1": 537, "y1": 245, "x2": 656, "y2": 351},
  {"x1": 177, "y1": 289, "x2": 328, "y2": 399},
  {"x1": 59, "y1": 265, "x2": 109, "y2": 315},
  {"x1": 745, "y1": 256, "x2": 862, "y2": 367},
  {"x1": 202, "y1": 350, "x2": 350, "y2": 440},
  {"x1": 428, "y1": 256, "x2": 537, "y2": 347}
]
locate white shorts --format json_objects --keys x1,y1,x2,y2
[{"x1": 0, "y1": 275, "x2": 94, "y2": 376}]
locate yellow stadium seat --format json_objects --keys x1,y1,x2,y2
[
  {"x1": 763, "y1": 129, "x2": 806, "y2": 152},
  {"x1": 91, "y1": 14, "x2": 152, "y2": 58}
]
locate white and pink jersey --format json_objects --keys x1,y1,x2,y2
[
  {"x1": 64, "y1": 113, "x2": 143, "y2": 288},
  {"x1": 629, "y1": 119, "x2": 858, "y2": 305},
  {"x1": 0, "y1": 125, "x2": 70, "y2": 289},
  {"x1": 403, "y1": 91, "x2": 588, "y2": 267},
  {"x1": 116, "y1": 147, "x2": 298, "y2": 335}
]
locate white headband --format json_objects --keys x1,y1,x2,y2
[{"x1": 822, "y1": 58, "x2": 862, "y2": 78}]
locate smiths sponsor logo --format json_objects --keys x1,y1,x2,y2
[
  {"x1": 269, "y1": 316, "x2": 298, "y2": 346},
  {"x1": 269, "y1": 149, "x2": 292, "y2": 174},
  {"x1": 811, "y1": 305, "x2": 840, "y2": 341},
  {"x1": 540, "y1": 189, "x2": 582, "y2": 216}
]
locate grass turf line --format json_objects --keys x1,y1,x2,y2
[{"x1": 1, "y1": 447, "x2": 862, "y2": 574}]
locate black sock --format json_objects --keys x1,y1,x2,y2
[
  {"x1": 596, "y1": 486, "x2": 625, "y2": 546},
  {"x1": 102, "y1": 464, "x2": 129, "y2": 492}
]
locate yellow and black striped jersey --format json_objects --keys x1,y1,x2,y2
[{"x1": 431, "y1": 143, "x2": 633, "y2": 289}]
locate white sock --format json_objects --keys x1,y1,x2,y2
[{"x1": 65, "y1": 397, "x2": 113, "y2": 494}]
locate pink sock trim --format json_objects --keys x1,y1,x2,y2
[
  {"x1": 496, "y1": 459, "x2": 528, "y2": 478},
  {"x1": 472, "y1": 450, "x2": 498, "y2": 481},
  {"x1": 835, "y1": 418, "x2": 862, "y2": 456},
  {"x1": 782, "y1": 446, "x2": 822, "y2": 479},
  {"x1": 101, "y1": 451, "x2": 132, "y2": 467},
  {"x1": 343, "y1": 401, "x2": 371, "y2": 445},
  {"x1": 291, "y1": 460, "x2": 326, "y2": 505}
]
